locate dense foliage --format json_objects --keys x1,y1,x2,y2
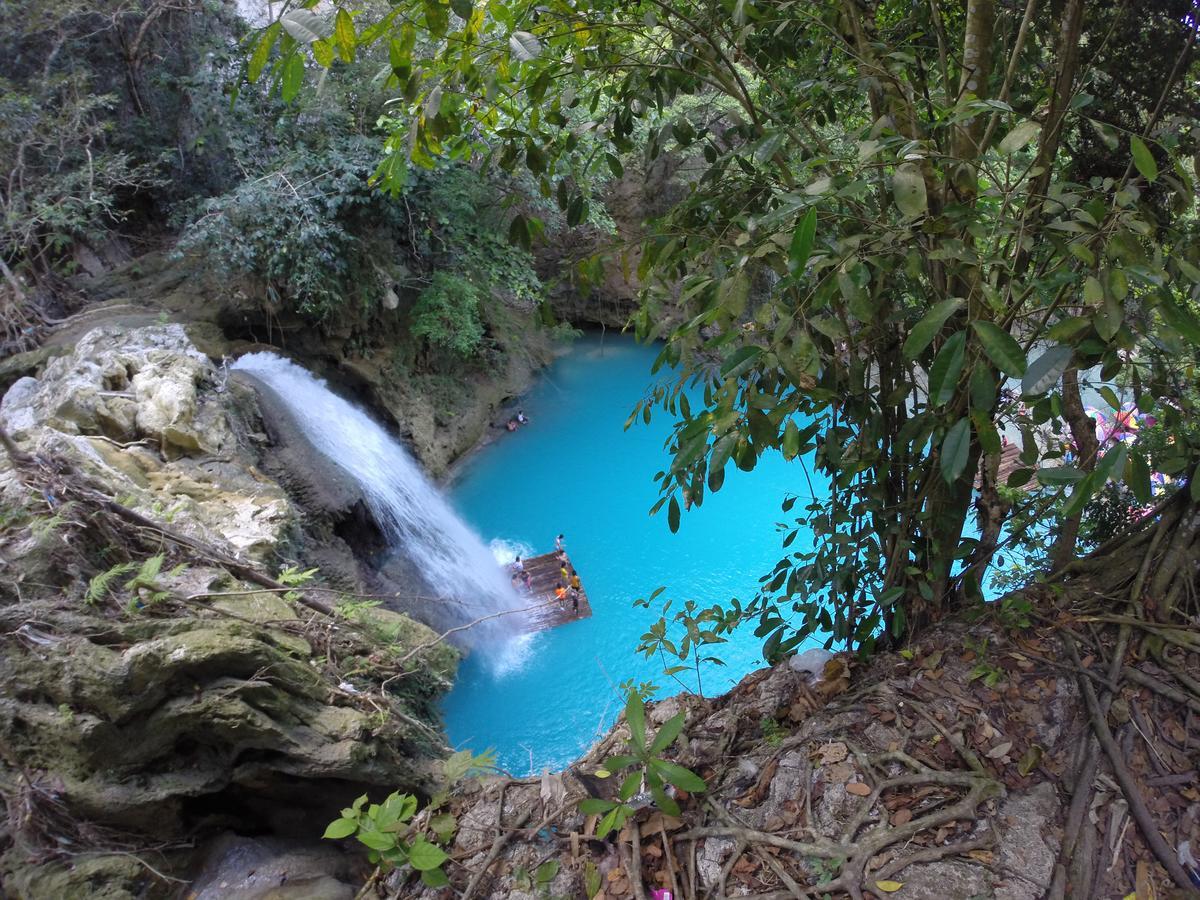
[{"x1": 256, "y1": 0, "x2": 1200, "y2": 657}]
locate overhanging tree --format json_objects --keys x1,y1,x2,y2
[{"x1": 248, "y1": 0, "x2": 1200, "y2": 656}]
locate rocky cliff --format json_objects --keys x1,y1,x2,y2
[{"x1": 0, "y1": 324, "x2": 459, "y2": 898}]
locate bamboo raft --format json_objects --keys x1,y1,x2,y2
[{"x1": 515, "y1": 550, "x2": 593, "y2": 632}]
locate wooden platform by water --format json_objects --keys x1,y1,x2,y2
[{"x1": 516, "y1": 550, "x2": 593, "y2": 632}]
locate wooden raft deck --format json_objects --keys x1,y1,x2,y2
[{"x1": 518, "y1": 551, "x2": 593, "y2": 632}]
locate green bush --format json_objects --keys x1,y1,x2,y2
[{"x1": 410, "y1": 273, "x2": 485, "y2": 358}]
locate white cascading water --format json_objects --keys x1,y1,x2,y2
[{"x1": 232, "y1": 352, "x2": 529, "y2": 650}]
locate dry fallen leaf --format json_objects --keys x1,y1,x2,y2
[
  {"x1": 891, "y1": 807, "x2": 912, "y2": 826},
  {"x1": 846, "y1": 781, "x2": 872, "y2": 796},
  {"x1": 875, "y1": 880, "x2": 904, "y2": 893},
  {"x1": 815, "y1": 741, "x2": 849, "y2": 764},
  {"x1": 967, "y1": 849, "x2": 995, "y2": 864},
  {"x1": 986, "y1": 741, "x2": 1013, "y2": 759}
]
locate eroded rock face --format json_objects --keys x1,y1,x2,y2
[
  {"x1": 0, "y1": 325, "x2": 291, "y2": 563},
  {"x1": 0, "y1": 325, "x2": 459, "y2": 898}
]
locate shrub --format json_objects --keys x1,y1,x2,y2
[{"x1": 409, "y1": 273, "x2": 485, "y2": 358}]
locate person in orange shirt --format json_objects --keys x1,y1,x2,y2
[{"x1": 554, "y1": 582, "x2": 568, "y2": 603}]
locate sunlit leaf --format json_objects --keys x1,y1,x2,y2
[
  {"x1": 892, "y1": 162, "x2": 927, "y2": 218},
  {"x1": 281, "y1": 9, "x2": 329, "y2": 43},
  {"x1": 998, "y1": 119, "x2": 1040, "y2": 154},
  {"x1": 1130, "y1": 135, "x2": 1158, "y2": 183}
]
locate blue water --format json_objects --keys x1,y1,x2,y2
[{"x1": 440, "y1": 335, "x2": 823, "y2": 774}]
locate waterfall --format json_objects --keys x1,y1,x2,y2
[{"x1": 232, "y1": 352, "x2": 528, "y2": 648}]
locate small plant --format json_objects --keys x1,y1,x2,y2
[
  {"x1": 512, "y1": 860, "x2": 561, "y2": 895},
  {"x1": 279, "y1": 565, "x2": 319, "y2": 586},
  {"x1": 807, "y1": 855, "x2": 845, "y2": 886},
  {"x1": 279, "y1": 565, "x2": 319, "y2": 603},
  {"x1": 322, "y1": 749, "x2": 495, "y2": 888},
  {"x1": 86, "y1": 555, "x2": 186, "y2": 608},
  {"x1": 965, "y1": 636, "x2": 1004, "y2": 688},
  {"x1": 760, "y1": 716, "x2": 786, "y2": 747},
  {"x1": 86, "y1": 561, "x2": 138, "y2": 605},
  {"x1": 323, "y1": 793, "x2": 450, "y2": 887},
  {"x1": 995, "y1": 593, "x2": 1033, "y2": 630},
  {"x1": 29, "y1": 508, "x2": 68, "y2": 540},
  {"x1": 578, "y1": 690, "x2": 706, "y2": 837},
  {"x1": 634, "y1": 588, "x2": 733, "y2": 697}
]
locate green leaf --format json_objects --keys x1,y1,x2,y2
[
  {"x1": 971, "y1": 321, "x2": 1026, "y2": 378},
  {"x1": 323, "y1": 818, "x2": 358, "y2": 839},
  {"x1": 423, "y1": 0, "x2": 448, "y2": 37},
  {"x1": 280, "y1": 53, "x2": 304, "y2": 103},
  {"x1": 998, "y1": 119, "x2": 1040, "y2": 154},
  {"x1": 1192, "y1": 460, "x2": 1200, "y2": 503},
  {"x1": 1021, "y1": 345, "x2": 1072, "y2": 397},
  {"x1": 508, "y1": 213, "x2": 530, "y2": 250},
  {"x1": 1089, "y1": 119, "x2": 1119, "y2": 150},
  {"x1": 408, "y1": 837, "x2": 449, "y2": 871},
  {"x1": 667, "y1": 495, "x2": 680, "y2": 533},
  {"x1": 892, "y1": 162, "x2": 927, "y2": 218},
  {"x1": 1129, "y1": 451, "x2": 1152, "y2": 504},
  {"x1": 310, "y1": 38, "x2": 334, "y2": 68},
  {"x1": 421, "y1": 868, "x2": 450, "y2": 888},
  {"x1": 625, "y1": 691, "x2": 646, "y2": 749},
  {"x1": 536, "y1": 860, "x2": 561, "y2": 884},
  {"x1": 651, "y1": 782, "x2": 681, "y2": 817},
  {"x1": 720, "y1": 345, "x2": 762, "y2": 379},
  {"x1": 248, "y1": 23, "x2": 280, "y2": 83},
  {"x1": 1157, "y1": 290, "x2": 1200, "y2": 344},
  {"x1": 450, "y1": 0, "x2": 473, "y2": 18},
  {"x1": 651, "y1": 759, "x2": 706, "y2": 793},
  {"x1": 1036, "y1": 465, "x2": 1085, "y2": 485},
  {"x1": 334, "y1": 9, "x2": 356, "y2": 61},
  {"x1": 578, "y1": 797, "x2": 617, "y2": 815},
  {"x1": 903, "y1": 298, "x2": 962, "y2": 360},
  {"x1": 509, "y1": 30, "x2": 541, "y2": 61},
  {"x1": 280, "y1": 9, "x2": 329, "y2": 43},
  {"x1": 585, "y1": 861, "x2": 602, "y2": 898},
  {"x1": 940, "y1": 418, "x2": 971, "y2": 484},
  {"x1": 1007, "y1": 468, "x2": 1034, "y2": 488},
  {"x1": 429, "y1": 812, "x2": 457, "y2": 843},
  {"x1": 649, "y1": 711, "x2": 686, "y2": 754},
  {"x1": 1060, "y1": 471, "x2": 1099, "y2": 519},
  {"x1": 971, "y1": 412, "x2": 1001, "y2": 454},
  {"x1": 781, "y1": 419, "x2": 800, "y2": 460},
  {"x1": 717, "y1": 271, "x2": 751, "y2": 317},
  {"x1": 596, "y1": 806, "x2": 624, "y2": 838},
  {"x1": 928, "y1": 332, "x2": 966, "y2": 407},
  {"x1": 788, "y1": 208, "x2": 817, "y2": 275},
  {"x1": 1130, "y1": 135, "x2": 1158, "y2": 183},
  {"x1": 357, "y1": 830, "x2": 395, "y2": 852},
  {"x1": 618, "y1": 771, "x2": 641, "y2": 801}
]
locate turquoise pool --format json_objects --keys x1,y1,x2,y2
[{"x1": 441, "y1": 334, "x2": 821, "y2": 773}]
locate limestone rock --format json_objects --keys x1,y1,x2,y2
[{"x1": 0, "y1": 325, "x2": 292, "y2": 563}]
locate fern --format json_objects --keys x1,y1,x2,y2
[
  {"x1": 278, "y1": 565, "x2": 319, "y2": 587},
  {"x1": 86, "y1": 561, "x2": 138, "y2": 605},
  {"x1": 125, "y1": 554, "x2": 164, "y2": 591}
]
